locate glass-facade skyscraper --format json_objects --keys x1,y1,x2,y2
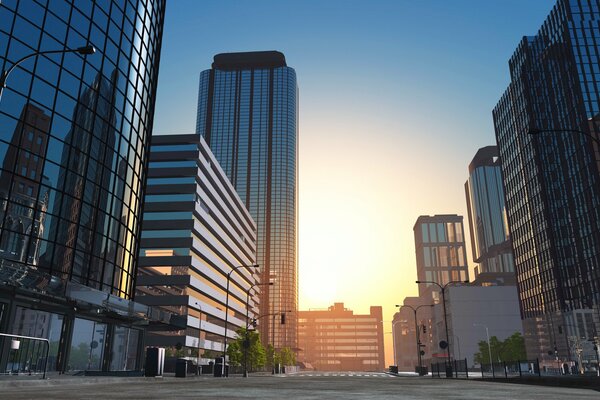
[
  {"x1": 196, "y1": 51, "x2": 298, "y2": 350},
  {"x1": 464, "y1": 146, "x2": 515, "y2": 284},
  {"x1": 493, "y1": 0, "x2": 600, "y2": 367},
  {"x1": 0, "y1": 0, "x2": 166, "y2": 373}
]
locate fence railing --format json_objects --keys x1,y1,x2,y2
[
  {"x1": 431, "y1": 359, "x2": 469, "y2": 378},
  {"x1": 431, "y1": 358, "x2": 541, "y2": 380},
  {"x1": 0, "y1": 333, "x2": 50, "y2": 379},
  {"x1": 480, "y1": 359, "x2": 541, "y2": 378}
]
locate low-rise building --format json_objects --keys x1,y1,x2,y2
[
  {"x1": 298, "y1": 303, "x2": 384, "y2": 371},
  {"x1": 431, "y1": 285, "x2": 523, "y2": 367}
]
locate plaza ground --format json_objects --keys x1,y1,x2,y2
[{"x1": 0, "y1": 371, "x2": 598, "y2": 399}]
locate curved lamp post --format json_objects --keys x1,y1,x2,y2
[
  {"x1": 243, "y1": 281, "x2": 273, "y2": 377},
  {"x1": 0, "y1": 45, "x2": 96, "y2": 102},
  {"x1": 222, "y1": 264, "x2": 260, "y2": 377},
  {"x1": 396, "y1": 304, "x2": 434, "y2": 374},
  {"x1": 528, "y1": 128, "x2": 600, "y2": 146},
  {"x1": 473, "y1": 323, "x2": 492, "y2": 367},
  {"x1": 389, "y1": 320, "x2": 402, "y2": 367},
  {"x1": 194, "y1": 302, "x2": 202, "y2": 376},
  {"x1": 416, "y1": 279, "x2": 468, "y2": 374}
]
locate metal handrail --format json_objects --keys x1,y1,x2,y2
[{"x1": 0, "y1": 332, "x2": 50, "y2": 379}]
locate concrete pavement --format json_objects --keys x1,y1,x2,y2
[{"x1": 0, "y1": 371, "x2": 597, "y2": 399}]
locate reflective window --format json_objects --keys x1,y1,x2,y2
[{"x1": 68, "y1": 318, "x2": 107, "y2": 371}]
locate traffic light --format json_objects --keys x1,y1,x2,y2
[
  {"x1": 252, "y1": 318, "x2": 257, "y2": 328},
  {"x1": 422, "y1": 324, "x2": 427, "y2": 334},
  {"x1": 281, "y1": 313, "x2": 286, "y2": 324}
]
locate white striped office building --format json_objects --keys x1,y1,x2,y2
[{"x1": 136, "y1": 134, "x2": 259, "y2": 356}]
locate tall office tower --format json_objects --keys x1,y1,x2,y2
[
  {"x1": 196, "y1": 51, "x2": 298, "y2": 350},
  {"x1": 413, "y1": 215, "x2": 469, "y2": 298},
  {"x1": 137, "y1": 134, "x2": 259, "y2": 357},
  {"x1": 0, "y1": 1, "x2": 166, "y2": 373},
  {"x1": 464, "y1": 146, "x2": 515, "y2": 285},
  {"x1": 297, "y1": 303, "x2": 385, "y2": 372},
  {"x1": 493, "y1": 0, "x2": 600, "y2": 367}
]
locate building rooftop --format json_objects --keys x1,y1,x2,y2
[{"x1": 212, "y1": 51, "x2": 287, "y2": 70}]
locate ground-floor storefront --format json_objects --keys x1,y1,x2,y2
[{"x1": 0, "y1": 287, "x2": 148, "y2": 374}]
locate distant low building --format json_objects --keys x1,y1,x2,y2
[{"x1": 298, "y1": 303, "x2": 385, "y2": 371}]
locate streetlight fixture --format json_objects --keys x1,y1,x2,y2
[
  {"x1": 242, "y1": 281, "x2": 273, "y2": 377},
  {"x1": 528, "y1": 127, "x2": 600, "y2": 146},
  {"x1": 473, "y1": 323, "x2": 492, "y2": 367},
  {"x1": 194, "y1": 302, "x2": 202, "y2": 376},
  {"x1": 222, "y1": 264, "x2": 260, "y2": 377},
  {"x1": 389, "y1": 320, "x2": 402, "y2": 368},
  {"x1": 396, "y1": 304, "x2": 434, "y2": 375},
  {"x1": 416, "y1": 279, "x2": 469, "y2": 376},
  {"x1": 0, "y1": 45, "x2": 96, "y2": 102}
]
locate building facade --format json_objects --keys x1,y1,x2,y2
[
  {"x1": 0, "y1": 0, "x2": 166, "y2": 372},
  {"x1": 195, "y1": 51, "x2": 298, "y2": 350},
  {"x1": 298, "y1": 303, "x2": 384, "y2": 371},
  {"x1": 493, "y1": 0, "x2": 600, "y2": 368},
  {"x1": 413, "y1": 215, "x2": 469, "y2": 296},
  {"x1": 136, "y1": 134, "x2": 259, "y2": 357},
  {"x1": 464, "y1": 146, "x2": 515, "y2": 285},
  {"x1": 431, "y1": 286, "x2": 523, "y2": 367}
]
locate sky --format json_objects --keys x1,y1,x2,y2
[{"x1": 152, "y1": 0, "x2": 556, "y2": 366}]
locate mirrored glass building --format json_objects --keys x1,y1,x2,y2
[
  {"x1": 464, "y1": 146, "x2": 515, "y2": 285},
  {"x1": 493, "y1": 0, "x2": 600, "y2": 368},
  {"x1": 196, "y1": 51, "x2": 298, "y2": 351},
  {"x1": 0, "y1": 0, "x2": 166, "y2": 373}
]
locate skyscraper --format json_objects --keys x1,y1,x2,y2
[
  {"x1": 0, "y1": 0, "x2": 166, "y2": 373},
  {"x1": 196, "y1": 51, "x2": 298, "y2": 350},
  {"x1": 413, "y1": 214, "x2": 469, "y2": 296},
  {"x1": 493, "y1": 0, "x2": 600, "y2": 366},
  {"x1": 464, "y1": 146, "x2": 515, "y2": 285}
]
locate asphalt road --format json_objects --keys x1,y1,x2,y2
[{"x1": 0, "y1": 371, "x2": 597, "y2": 399}]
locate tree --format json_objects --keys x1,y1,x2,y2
[
  {"x1": 473, "y1": 332, "x2": 526, "y2": 364},
  {"x1": 279, "y1": 347, "x2": 296, "y2": 366},
  {"x1": 226, "y1": 328, "x2": 266, "y2": 371}
]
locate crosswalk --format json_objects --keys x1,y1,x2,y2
[{"x1": 289, "y1": 372, "x2": 394, "y2": 378}]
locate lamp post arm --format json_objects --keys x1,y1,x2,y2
[
  {"x1": 529, "y1": 128, "x2": 600, "y2": 147},
  {"x1": 0, "y1": 46, "x2": 95, "y2": 101}
]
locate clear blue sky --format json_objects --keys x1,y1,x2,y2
[{"x1": 152, "y1": 0, "x2": 556, "y2": 364}]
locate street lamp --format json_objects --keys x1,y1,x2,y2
[
  {"x1": 382, "y1": 329, "x2": 398, "y2": 368},
  {"x1": 389, "y1": 320, "x2": 402, "y2": 368},
  {"x1": 248, "y1": 310, "x2": 292, "y2": 374},
  {"x1": 243, "y1": 282, "x2": 273, "y2": 377},
  {"x1": 528, "y1": 127, "x2": 600, "y2": 146},
  {"x1": 194, "y1": 302, "x2": 202, "y2": 376},
  {"x1": 416, "y1": 279, "x2": 468, "y2": 374},
  {"x1": 473, "y1": 323, "x2": 492, "y2": 367},
  {"x1": 222, "y1": 264, "x2": 260, "y2": 377},
  {"x1": 0, "y1": 45, "x2": 96, "y2": 102},
  {"x1": 396, "y1": 304, "x2": 434, "y2": 375}
]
